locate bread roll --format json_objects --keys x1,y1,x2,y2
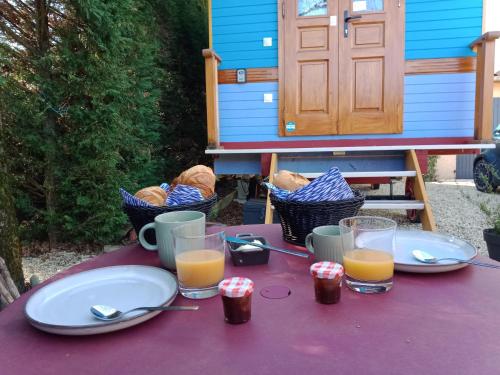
[
  {"x1": 171, "y1": 165, "x2": 216, "y2": 198},
  {"x1": 273, "y1": 170, "x2": 310, "y2": 192},
  {"x1": 135, "y1": 186, "x2": 167, "y2": 206}
]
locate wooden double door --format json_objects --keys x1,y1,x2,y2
[{"x1": 281, "y1": 0, "x2": 404, "y2": 136}]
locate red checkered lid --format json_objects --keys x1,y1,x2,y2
[
  {"x1": 218, "y1": 277, "x2": 254, "y2": 298},
  {"x1": 310, "y1": 262, "x2": 344, "y2": 279}
]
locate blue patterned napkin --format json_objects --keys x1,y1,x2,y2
[
  {"x1": 165, "y1": 184, "x2": 204, "y2": 206},
  {"x1": 265, "y1": 167, "x2": 354, "y2": 202},
  {"x1": 120, "y1": 183, "x2": 204, "y2": 207},
  {"x1": 120, "y1": 188, "x2": 155, "y2": 207},
  {"x1": 262, "y1": 182, "x2": 291, "y2": 200}
]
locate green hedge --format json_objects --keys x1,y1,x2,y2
[{"x1": 0, "y1": 0, "x2": 208, "y2": 245}]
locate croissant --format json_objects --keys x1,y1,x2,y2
[
  {"x1": 134, "y1": 186, "x2": 167, "y2": 206},
  {"x1": 273, "y1": 170, "x2": 310, "y2": 192},
  {"x1": 171, "y1": 165, "x2": 216, "y2": 198}
]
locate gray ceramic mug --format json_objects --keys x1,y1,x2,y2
[
  {"x1": 138, "y1": 211, "x2": 205, "y2": 270},
  {"x1": 305, "y1": 225, "x2": 343, "y2": 264}
]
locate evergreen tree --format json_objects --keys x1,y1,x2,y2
[
  {"x1": 155, "y1": 0, "x2": 209, "y2": 178},
  {"x1": 54, "y1": 0, "x2": 162, "y2": 242},
  {"x1": 0, "y1": 111, "x2": 24, "y2": 291},
  {"x1": 0, "y1": 0, "x2": 162, "y2": 244}
]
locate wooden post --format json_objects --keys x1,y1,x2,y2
[
  {"x1": 208, "y1": 0, "x2": 213, "y2": 49},
  {"x1": 202, "y1": 49, "x2": 221, "y2": 148},
  {"x1": 470, "y1": 32, "x2": 500, "y2": 141},
  {"x1": 265, "y1": 153, "x2": 278, "y2": 224},
  {"x1": 405, "y1": 150, "x2": 436, "y2": 232}
]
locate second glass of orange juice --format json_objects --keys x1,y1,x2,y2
[
  {"x1": 173, "y1": 228, "x2": 225, "y2": 299},
  {"x1": 339, "y1": 216, "x2": 396, "y2": 294}
]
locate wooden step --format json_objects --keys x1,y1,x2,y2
[
  {"x1": 264, "y1": 150, "x2": 436, "y2": 231},
  {"x1": 299, "y1": 171, "x2": 417, "y2": 178},
  {"x1": 362, "y1": 200, "x2": 425, "y2": 210}
]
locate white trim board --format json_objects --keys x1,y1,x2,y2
[
  {"x1": 362, "y1": 200, "x2": 425, "y2": 210},
  {"x1": 298, "y1": 171, "x2": 417, "y2": 178},
  {"x1": 206, "y1": 144, "x2": 494, "y2": 154}
]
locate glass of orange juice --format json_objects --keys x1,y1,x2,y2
[
  {"x1": 339, "y1": 216, "x2": 396, "y2": 294},
  {"x1": 173, "y1": 227, "x2": 225, "y2": 299}
]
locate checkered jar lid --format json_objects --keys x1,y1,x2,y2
[
  {"x1": 310, "y1": 262, "x2": 344, "y2": 279},
  {"x1": 218, "y1": 277, "x2": 254, "y2": 298}
]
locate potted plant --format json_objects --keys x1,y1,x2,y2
[{"x1": 480, "y1": 202, "x2": 500, "y2": 261}]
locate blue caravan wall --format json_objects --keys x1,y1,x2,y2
[
  {"x1": 212, "y1": 0, "x2": 483, "y2": 149},
  {"x1": 212, "y1": 0, "x2": 483, "y2": 69},
  {"x1": 406, "y1": 0, "x2": 482, "y2": 59},
  {"x1": 219, "y1": 73, "x2": 476, "y2": 142},
  {"x1": 212, "y1": 1, "x2": 278, "y2": 69}
]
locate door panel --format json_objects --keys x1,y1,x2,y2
[
  {"x1": 338, "y1": 0, "x2": 404, "y2": 134},
  {"x1": 282, "y1": 0, "x2": 338, "y2": 136},
  {"x1": 353, "y1": 58, "x2": 384, "y2": 110},
  {"x1": 300, "y1": 61, "x2": 329, "y2": 111},
  {"x1": 300, "y1": 27, "x2": 328, "y2": 50},
  {"x1": 280, "y1": 0, "x2": 404, "y2": 136},
  {"x1": 353, "y1": 23, "x2": 384, "y2": 48}
]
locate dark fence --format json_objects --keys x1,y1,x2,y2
[
  {"x1": 494, "y1": 97, "x2": 500, "y2": 131},
  {"x1": 456, "y1": 98, "x2": 500, "y2": 179}
]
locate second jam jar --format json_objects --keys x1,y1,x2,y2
[
  {"x1": 310, "y1": 261, "x2": 344, "y2": 304},
  {"x1": 218, "y1": 277, "x2": 254, "y2": 324}
]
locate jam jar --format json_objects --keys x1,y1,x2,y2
[
  {"x1": 218, "y1": 277, "x2": 254, "y2": 324},
  {"x1": 310, "y1": 262, "x2": 344, "y2": 304}
]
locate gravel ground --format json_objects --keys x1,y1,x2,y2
[
  {"x1": 23, "y1": 252, "x2": 96, "y2": 284},
  {"x1": 357, "y1": 180, "x2": 500, "y2": 256},
  {"x1": 22, "y1": 180, "x2": 500, "y2": 283}
]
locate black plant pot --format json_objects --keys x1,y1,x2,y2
[{"x1": 483, "y1": 229, "x2": 500, "y2": 261}]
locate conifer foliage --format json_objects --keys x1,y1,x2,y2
[
  {"x1": 155, "y1": 0, "x2": 209, "y2": 175},
  {"x1": 0, "y1": 1, "x2": 208, "y2": 245}
]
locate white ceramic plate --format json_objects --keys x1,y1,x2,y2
[
  {"x1": 25, "y1": 265, "x2": 178, "y2": 335},
  {"x1": 394, "y1": 230, "x2": 477, "y2": 273}
]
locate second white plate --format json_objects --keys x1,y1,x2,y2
[
  {"x1": 25, "y1": 265, "x2": 178, "y2": 335},
  {"x1": 394, "y1": 230, "x2": 477, "y2": 273}
]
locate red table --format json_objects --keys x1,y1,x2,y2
[{"x1": 2, "y1": 224, "x2": 500, "y2": 375}]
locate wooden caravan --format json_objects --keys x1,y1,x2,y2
[{"x1": 203, "y1": 0, "x2": 499, "y2": 229}]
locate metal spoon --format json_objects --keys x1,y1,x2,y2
[
  {"x1": 90, "y1": 304, "x2": 199, "y2": 321},
  {"x1": 225, "y1": 236, "x2": 309, "y2": 258},
  {"x1": 412, "y1": 250, "x2": 500, "y2": 269}
]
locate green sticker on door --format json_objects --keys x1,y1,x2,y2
[{"x1": 286, "y1": 122, "x2": 296, "y2": 132}]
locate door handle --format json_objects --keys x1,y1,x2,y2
[{"x1": 344, "y1": 10, "x2": 362, "y2": 38}]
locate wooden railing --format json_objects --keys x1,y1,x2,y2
[
  {"x1": 202, "y1": 49, "x2": 221, "y2": 148},
  {"x1": 470, "y1": 31, "x2": 500, "y2": 141}
]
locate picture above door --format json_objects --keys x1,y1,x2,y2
[
  {"x1": 298, "y1": 0, "x2": 328, "y2": 17},
  {"x1": 280, "y1": 0, "x2": 405, "y2": 136}
]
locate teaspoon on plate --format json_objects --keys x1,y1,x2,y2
[
  {"x1": 90, "y1": 304, "x2": 199, "y2": 321},
  {"x1": 412, "y1": 250, "x2": 500, "y2": 269}
]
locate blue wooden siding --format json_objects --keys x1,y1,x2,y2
[
  {"x1": 218, "y1": 73, "x2": 476, "y2": 143},
  {"x1": 405, "y1": 0, "x2": 482, "y2": 59},
  {"x1": 212, "y1": 0, "x2": 482, "y2": 69},
  {"x1": 213, "y1": 154, "x2": 262, "y2": 174},
  {"x1": 212, "y1": 0, "x2": 278, "y2": 69}
]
